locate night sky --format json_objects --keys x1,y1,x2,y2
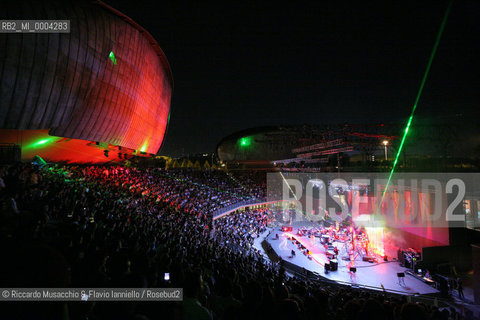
[{"x1": 105, "y1": 0, "x2": 479, "y2": 156}]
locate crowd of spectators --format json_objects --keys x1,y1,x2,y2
[
  {"x1": 0, "y1": 163, "x2": 475, "y2": 320},
  {"x1": 213, "y1": 208, "x2": 269, "y2": 253},
  {"x1": 76, "y1": 166, "x2": 259, "y2": 216},
  {"x1": 228, "y1": 171, "x2": 267, "y2": 201}
]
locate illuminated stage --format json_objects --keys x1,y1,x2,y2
[{"x1": 262, "y1": 221, "x2": 439, "y2": 295}]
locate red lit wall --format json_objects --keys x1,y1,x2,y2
[{"x1": 0, "y1": 129, "x2": 140, "y2": 163}]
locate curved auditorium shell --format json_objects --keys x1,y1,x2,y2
[{"x1": 0, "y1": 0, "x2": 172, "y2": 162}]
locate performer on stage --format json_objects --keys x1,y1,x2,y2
[{"x1": 424, "y1": 270, "x2": 432, "y2": 280}]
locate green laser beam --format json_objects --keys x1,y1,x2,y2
[
  {"x1": 379, "y1": 1, "x2": 453, "y2": 208},
  {"x1": 109, "y1": 51, "x2": 117, "y2": 65},
  {"x1": 239, "y1": 137, "x2": 252, "y2": 147},
  {"x1": 140, "y1": 141, "x2": 148, "y2": 153},
  {"x1": 24, "y1": 137, "x2": 57, "y2": 149},
  {"x1": 280, "y1": 172, "x2": 298, "y2": 200}
]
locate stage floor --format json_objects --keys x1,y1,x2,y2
[{"x1": 260, "y1": 223, "x2": 439, "y2": 295}]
